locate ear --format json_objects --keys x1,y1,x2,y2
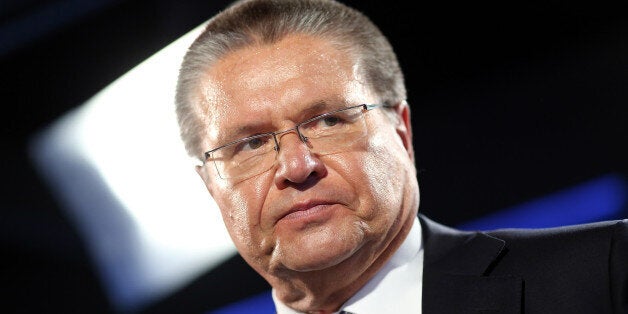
[
  {"x1": 196, "y1": 164, "x2": 215, "y2": 196},
  {"x1": 394, "y1": 101, "x2": 415, "y2": 162}
]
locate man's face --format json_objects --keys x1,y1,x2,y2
[{"x1": 195, "y1": 34, "x2": 419, "y2": 284}]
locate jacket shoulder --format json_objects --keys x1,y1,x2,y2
[
  {"x1": 483, "y1": 219, "x2": 628, "y2": 268},
  {"x1": 485, "y1": 218, "x2": 628, "y2": 239},
  {"x1": 487, "y1": 219, "x2": 628, "y2": 312}
]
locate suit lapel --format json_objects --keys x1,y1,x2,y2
[{"x1": 419, "y1": 215, "x2": 523, "y2": 314}]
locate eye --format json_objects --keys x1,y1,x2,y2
[
  {"x1": 241, "y1": 136, "x2": 268, "y2": 151},
  {"x1": 322, "y1": 116, "x2": 340, "y2": 127},
  {"x1": 302, "y1": 110, "x2": 355, "y2": 133}
]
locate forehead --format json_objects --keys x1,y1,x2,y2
[{"x1": 197, "y1": 34, "x2": 374, "y2": 143}]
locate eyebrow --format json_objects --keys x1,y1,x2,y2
[
  {"x1": 220, "y1": 100, "x2": 347, "y2": 143},
  {"x1": 221, "y1": 122, "x2": 269, "y2": 144},
  {"x1": 298, "y1": 101, "x2": 336, "y2": 119}
]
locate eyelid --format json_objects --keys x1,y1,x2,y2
[
  {"x1": 209, "y1": 132, "x2": 269, "y2": 155},
  {"x1": 234, "y1": 133, "x2": 272, "y2": 150},
  {"x1": 302, "y1": 107, "x2": 344, "y2": 124},
  {"x1": 238, "y1": 132, "x2": 274, "y2": 144}
]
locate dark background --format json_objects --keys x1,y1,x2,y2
[{"x1": 2, "y1": 0, "x2": 627, "y2": 313}]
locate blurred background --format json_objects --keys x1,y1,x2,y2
[{"x1": 1, "y1": 0, "x2": 627, "y2": 313}]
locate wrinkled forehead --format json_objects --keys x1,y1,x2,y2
[{"x1": 196, "y1": 34, "x2": 376, "y2": 144}]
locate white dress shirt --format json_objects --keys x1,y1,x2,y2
[{"x1": 274, "y1": 216, "x2": 424, "y2": 314}]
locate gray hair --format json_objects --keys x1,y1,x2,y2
[{"x1": 175, "y1": 0, "x2": 407, "y2": 159}]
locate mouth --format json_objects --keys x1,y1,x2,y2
[{"x1": 277, "y1": 200, "x2": 338, "y2": 224}]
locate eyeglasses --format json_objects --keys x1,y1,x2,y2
[{"x1": 204, "y1": 103, "x2": 389, "y2": 180}]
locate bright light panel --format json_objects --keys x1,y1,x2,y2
[{"x1": 29, "y1": 22, "x2": 236, "y2": 313}]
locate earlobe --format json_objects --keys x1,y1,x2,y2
[{"x1": 394, "y1": 101, "x2": 415, "y2": 161}]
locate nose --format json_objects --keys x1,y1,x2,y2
[{"x1": 274, "y1": 132, "x2": 326, "y2": 188}]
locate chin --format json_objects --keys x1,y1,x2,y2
[
  {"x1": 273, "y1": 226, "x2": 367, "y2": 273},
  {"x1": 289, "y1": 251, "x2": 354, "y2": 273}
]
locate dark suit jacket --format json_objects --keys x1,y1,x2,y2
[{"x1": 420, "y1": 214, "x2": 628, "y2": 313}]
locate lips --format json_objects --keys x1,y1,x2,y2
[
  {"x1": 280, "y1": 200, "x2": 335, "y2": 220},
  {"x1": 268, "y1": 184, "x2": 353, "y2": 228},
  {"x1": 272, "y1": 197, "x2": 344, "y2": 226}
]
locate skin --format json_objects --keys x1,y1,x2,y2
[{"x1": 195, "y1": 34, "x2": 419, "y2": 313}]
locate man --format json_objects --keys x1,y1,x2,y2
[{"x1": 174, "y1": 0, "x2": 627, "y2": 313}]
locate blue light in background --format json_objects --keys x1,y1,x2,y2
[
  {"x1": 210, "y1": 291, "x2": 275, "y2": 314},
  {"x1": 457, "y1": 174, "x2": 627, "y2": 230}
]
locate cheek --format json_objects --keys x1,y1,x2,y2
[
  {"x1": 325, "y1": 140, "x2": 403, "y2": 222},
  {"x1": 214, "y1": 174, "x2": 274, "y2": 253},
  {"x1": 361, "y1": 133, "x2": 409, "y2": 219}
]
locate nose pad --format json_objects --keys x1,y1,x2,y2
[
  {"x1": 274, "y1": 132, "x2": 325, "y2": 186},
  {"x1": 274, "y1": 127, "x2": 309, "y2": 152}
]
